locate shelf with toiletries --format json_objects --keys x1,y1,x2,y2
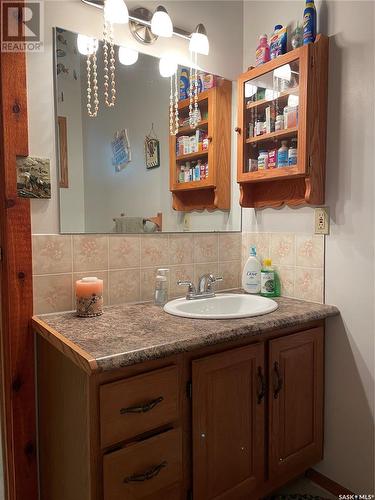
[
  {"x1": 236, "y1": 34, "x2": 329, "y2": 208},
  {"x1": 170, "y1": 79, "x2": 232, "y2": 212}
]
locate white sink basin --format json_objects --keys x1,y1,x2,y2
[{"x1": 163, "y1": 293, "x2": 278, "y2": 320}]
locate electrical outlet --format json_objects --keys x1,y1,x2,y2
[
  {"x1": 314, "y1": 207, "x2": 330, "y2": 235},
  {"x1": 182, "y1": 213, "x2": 191, "y2": 232}
]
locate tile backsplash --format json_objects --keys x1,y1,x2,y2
[
  {"x1": 242, "y1": 232, "x2": 325, "y2": 303},
  {"x1": 32, "y1": 233, "x2": 242, "y2": 314},
  {"x1": 32, "y1": 231, "x2": 324, "y2": 315}
]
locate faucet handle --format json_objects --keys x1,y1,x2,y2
[
  {"x1": 177, "y1": 280, "x2": 196, "y2": 293},
  {"x1": 208, "y1": 275, "x2": 223, "y2": 284},
  {"x1": 207, "y1": 275, "x2": 223, "y2": 289}
]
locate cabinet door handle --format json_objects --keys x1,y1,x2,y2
[
  {"x1": 257, "y1": 366, "x2": 266, "y2": 404},
  {"x1": 123, "y1": 461, "x2": 167, "y2": 483},
  {"x1": 120, "y1": 396, "x2": 164, "y2": 415},
  {"x1": 273, "y1": 362, "x2": 283, "y2": 399},
  {"x1": 235, "y1": 127, "x2": 241, "y2": 134}
]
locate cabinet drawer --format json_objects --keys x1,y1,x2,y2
[
  {"x1": 103, "y1": 428, "x2": 182, "y2": 500},
  {"x1": 100, "y1": 365, "x2": 179, "y2": 447}
]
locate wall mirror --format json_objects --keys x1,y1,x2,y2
[{"x1": 54, "y1": 28, "x2": 241, "y2": 234}]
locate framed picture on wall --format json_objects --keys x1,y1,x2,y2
[{"x1": 145, "y1": 124, "x2": 160, "y2": 169}]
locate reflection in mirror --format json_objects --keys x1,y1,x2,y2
[{"x1": 54, "y1": 28, "x2": 241, "y2": 234}]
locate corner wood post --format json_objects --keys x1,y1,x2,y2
[{"x1": 0, "y1": 1, "x2": 38, "y2": 498}]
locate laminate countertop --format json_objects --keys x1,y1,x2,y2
[{"x1": 32, "y1": 295, "x2": 339, "y2": 374}]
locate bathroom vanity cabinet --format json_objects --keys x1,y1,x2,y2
[
  {"x1": 34, "y1": 311, "x2": 327, "y2": 500},
  {"x1": 236, "y1": 34, "x2": 329, "y2": 208}
]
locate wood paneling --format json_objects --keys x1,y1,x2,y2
[
  {"x1": 37, "y1": 337, "x2": 91, "y2": 500},
  {"x1": 0, "y1": 3, "x2": 37, "y2": 498},
  {"x1": 100, "y1": 365, "x2": 179, "y2": 448},
  {"x1": 103, "y1": 428, "x2": 182, "y2": 500},
  {"x1": 269, "y1": 327, "x2": 324, "y2": 481},
  {"x1": 192, "y1": 344, "x2": 265, "y2": 499}
]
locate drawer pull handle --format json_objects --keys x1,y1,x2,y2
[
  {"x1": 123, "y1": 460, "x2": 168, "y2": 483},
  {"x1": 273, "y1": 362, "x2": 283, "y2": 399},
  {"x1": 120, "y1": 396, "x2": 164, "y2": 415},
  {"x1": 257, "y1": 366, "x2": 266, "y2": 404}
]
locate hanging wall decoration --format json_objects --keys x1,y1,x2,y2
[
  {"x1": 16, "y1": 157, "x2": 51, "y2": 199},
  {"x1": 145, "y1": 123, "x2": 160, "y2": 169},
  {"x1": 111, "y1": 129, "x2": 131, "y2": 172}
]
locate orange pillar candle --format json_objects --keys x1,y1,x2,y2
[{"x1": 75, "y1": 277, "x2": 103, "y2": 317}]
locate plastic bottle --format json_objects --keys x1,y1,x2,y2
[
  {"x1": 242, "y1": 246, "x2": 261, "y2": 294},
  {"x1": 303, "y1": 0, "x2": 317, "y2": 45},
  {"x1": 260, "y1": 259, "x2": 280, "y2": 297},
  {"x1": 179, "y1": 68, "x2": 190, "y2": 100},
  {"x1": 154, "y1": 268, "x2": 169, "y2": 306},
  {"x1": 288, "y1": 139, "x2": 298, "y2": 166},
  {"x1": 277, "y1": 140, "x2": 289, "y2": 167},
  {"x1": 255, "y1": 35, "x2": 270, "y2": 66},
  {"x1": 270, "y1": 25, "x2": 288, "y2": 59}
]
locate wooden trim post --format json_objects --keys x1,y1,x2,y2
[{"x1": 0, "y1": 1, "x2": 38, "y2": 497}]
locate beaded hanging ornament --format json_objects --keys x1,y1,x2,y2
[
  {"x1": 169, "y1": 72, "x2": 179, "y2": 136},
  {"x1": 86, "y1": 47, "x2": 99, "y2": 118},
  {"x1": 103, "y1": 1, "x2": 116, "y2": 108},
  {"x1": 189, "y1": 52, "x2": 199, "y2": 128}
]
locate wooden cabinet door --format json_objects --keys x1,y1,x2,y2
[
  {"x1": 192, "y1": 344, "x2": 265, "y2": 500},
  {"x1": 269, "y1": 327, "x2": 324, "y2": 480}
]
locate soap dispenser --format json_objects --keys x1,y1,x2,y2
[
  {"x1": 242, "y1": 246, "x2": 261, "y2": 294},
  {"x1": 154, "y1": 268, "x2": 169, "y2": 306}
]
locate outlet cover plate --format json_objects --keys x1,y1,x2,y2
[{"x1": 315, "y1": 207, "x2": 330, "y2": 235}]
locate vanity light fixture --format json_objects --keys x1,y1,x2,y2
[
  {"x1": 150, "y1": 6, "x2": 173, "y2": 38},
  {"x1": 118, "y1": 46, "x2": 138, "y2": 65},
  {"x1": 79, "y1": 1, "x2": 210, "y2": 121},
  {"x1": 189, "y1": 24, "x2": 209, "y2": 56}
]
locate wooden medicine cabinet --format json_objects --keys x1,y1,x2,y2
[{"x1": 236, "y1": 35, "x2": 329, "y2": 208}]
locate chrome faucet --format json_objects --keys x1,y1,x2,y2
[{"x1": 177, "y1": 273, "x2": 223, "y2": 300}]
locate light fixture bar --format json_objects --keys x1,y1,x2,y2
[{"x1": 80, "y1": 0, "x2": 191, "y2": 40}]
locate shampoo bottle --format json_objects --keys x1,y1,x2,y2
[{"x1": 242, "y1": 246, "x2": 261, "y2": 294}]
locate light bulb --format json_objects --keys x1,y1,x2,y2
[
  {"x1": 104, "y1": 0, "x2": 129, "y2": 24},
  {"x1": 119, "y1": 46, "x2": 139, "y2": 65},
  {"x1": 189, "y1": 24, "x2": 209, "y2": 55},
  {"x1": 151, "y1": 6, "x2": 173, "y2": 37},
  {"x1": 77, "y1": 34, "x2": 98, "y2": 55},
  {"x1": 159, "y1": 56, "x2": 177, "y2": 77}
]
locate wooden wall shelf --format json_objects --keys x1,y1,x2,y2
[
  {"x1": 237, "y1": 35, "x2": 329, "y2": 208},
  {"x1": 170, "y1": 80, "x2": 232, "y2": 212}
]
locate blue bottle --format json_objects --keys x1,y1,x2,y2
[{"x1": 303, "y1": 0, "x2": 317, "y2": 44}]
